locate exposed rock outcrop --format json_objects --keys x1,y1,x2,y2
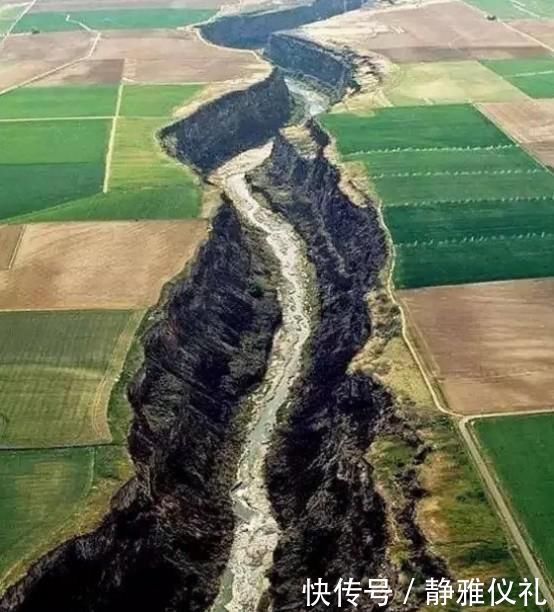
[
  {"x1": 249, "y1": 125, "x2": 446, "y2": 610},
  {"x1": 0, "y1": 204, "x2": 281, "y2": 612},
  {"x1": 200, "y1": 0, "x2": 367, "y2": 49},
  {"x1": 266, "y1": 33, "x2": 357, "y2": 100},
  {"x1": 159, "y1": 70, "x2": 292, "y2": 175}
]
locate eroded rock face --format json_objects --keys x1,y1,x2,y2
[
  {"x1": 266, "y1": 33, "x2": 357, "y2": 100},
  {"x1": 0, "y1": 205, "x2": 281, "y2": 612},
  {"x1": 200, "y1": 0, "x2": 366, "y2": 49},
  {"x1": 159, "y1": 70, "x2": 292, "y2": 175},
  {"x1": 249, "y1": 126, "x2": 445, "y2": 611}
]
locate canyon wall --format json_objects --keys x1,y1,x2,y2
[
  {"x1": 159, "y1": 70, "x2": 291, "y2": 175},
  {"x1": 200, "y1": 0, "x2": 366, "y2": 49},
  {"x1": 0, "y1": 204, "x2": 281, "y2": 612},
  {"x1": 249, "y1": 125, "x2": 445, "y2": 611},
  {"x1": 266, "y1": 33, "x2": 357, "y2": 99}
]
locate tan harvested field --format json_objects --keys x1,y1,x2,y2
[
  {"x1": 0, "y1": 221, "x2": 207, "y2": 310},
  {"x1": 299, "y1": 1, "x2": 548, "y2": 62},
  {"x1": 0, "y1": 225, "x2": 22, "y2": 270},
  {"x1": 478, "y1": 99, "x2": 554, "y2": 168},
  {"x1": 92, "y1": 29, "x2": 267, "y2": 83},
  {"x1": 31, "y1": 59, "x2": 124, "y2": 86},
  {"x1": 400, "y1": 279, "x2": 554, "y2": 415},
  {"x1": 0, "y1": 31, "x2": 94, "y2": 90},
  {"x1": 510, "y1": 19, "x2": 554, "y2": 49}
]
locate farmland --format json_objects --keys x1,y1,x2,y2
[
  {"x1": 120, "y1": 84, "x2": 203, "y2": 117},
  {"x1": 0, "y1": 448, "x2": 94, "y2": 586},
  {"x1": 0, "y1": 221, "x2": 207, "y2": 309},
  {"x1": 0, "y1": 310, "x2": 141, "y2": 447},
  {"x1": 399, "y1": 278, "x2": 554, "y2": 413},
  {"x1": 323, "y1": 103, "x2": 554, "y2": 287},
  {"x1": 382, "y1": 61, "x2": 524, "y2": 106},
  {"x1": 464, "y1": 0, "x2": 554, "y2": 19},
  {"x1": 474, "y1": 414, "x2": 554, "y2": 584},
  {"x1": 13, "y1": 8, "x2": 216, "y2": 33},
  {"x1": 482, "y1": 58, "x2": 554, "y2": 98}
]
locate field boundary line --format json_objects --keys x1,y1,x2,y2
[
  {"x1": 0, "y1": 116, "x2": 113, "y2": 122},
  {"x1": 460, "y1": 415, "x2": 554, "y2": 608},
  {"x1": 0, "y1": 30, "x2": 101, "y2": 97},
  {"x1": 103, "y1": 75, "x2": 124, "y2": 193},
  {"x1": 373, "y1": 168, "x2": 542, "y2": 179},
  {"x1": 6, "y1": 225, "x2": 25, "y2": 270},
  {"x1": 0, "y1": 0, "x2": 37, "y2": 52},
  {"x1": 387, "y1": 193, "x2": 554, "y2": 207},
  {"x1": 345, "y1": 144, "x2": 516, "y2": 157},
  {"x1": 399, "y1": 230, "x2": 554, "y2": 248}
]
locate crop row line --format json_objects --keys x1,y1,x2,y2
[
  {"x1": 399, "y1": 231, "x2": 554, "y2": 248},
  {"x1": 387, "y1": 194, "x2": 554, "y2": 208},
  {"x1": 345, "y1": 144, "x2": 516, "y2": 157},
  {"x1": 372, "y1": 168, "x2": 542, "y2": 179}
]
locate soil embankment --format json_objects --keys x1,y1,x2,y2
[
  {"x1": 0, "y1": 204, "x2": 281, "y2": 612},
  {"x1": 200, "y1": 0, "x2": 367, "y2": 49}
]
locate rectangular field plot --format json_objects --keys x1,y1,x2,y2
[
  {"x1": 385, "y1": 198, "x2": 554, "y2": 244},
  {"x1": 0, "y1": 120, "x2": 109, "y2": 221},
  {"x1": 383, "y1": 61, "x2": 524, "y2": 106},
  {"x1": 465, "y1": 0, "x2": 554, "y2": 19},
  {"x1": 0, "y1": 86, "x2": 118, "y2": 119},
  {"x1": 13, "y1": 8, "x2": 215, "y2": 33},
  {"x1": 474, "y1": 414, "x2": 554, "y2": 586},
  {"x1": 120, "y1": 84, "x2": 203, "y2": 118},
  {"x1": 321, "y1": 105, "x2": 512, "y2": 156},
  {"x1": 0, "y1": 447, "x2": 93, "y2": 587},
  {"x1": 482, "y1": 58, "x2": 554, "y2": 98},
  {"x1": 400, "y1": 278, "x2": 554, "y2": 413},
  {"x1": 359, "y1": 145, "x2": 541, "y2": 176},
  {"x1": 395, "y1": 233, "x2": 554, "y2": 288},
  {"x1": 0, "y1": 310, "x2": 141, "y2": 448},
  {"x1": 0, "y1": 221, "x2": 207, "y2": 309},
  {"x1": 377, "y1": 169, "x2": 554, "y2": 206}
]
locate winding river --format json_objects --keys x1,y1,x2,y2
[{"x1": 211, "y1": 140, "x2": 311, "y2": 611}]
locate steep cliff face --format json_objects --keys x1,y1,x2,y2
[
  {"x1": 0, "y1": 204, "x2": 281, "y2": 612},
  {"x1": 266, "y1": 33, "x2": 357, "y2": 99},
  {"x1": 200, "y1": 0, "x2": 366, "y2": 49},
  {"x1": 249, "y1": 126, "x2": 445, "y2": 611},
  {"x1": 159, "y1": 70, "x2": 291, "y2": 175}
]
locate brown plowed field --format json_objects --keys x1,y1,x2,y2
[
  {"x1": 478, "y1": 100, "x2": 554, "y2": 168},
  {"x1": 0, "y1": 221, "x2": 207, "y2": 310},
  {"x1": 299, "y1": 1, "x2": 548, "y2": 62},
  {"x1": 30, "y1": 59, "x2": 124, "y2": 86},
  {"x1": 92, "y1": 29, "x2": 267, "y2": 83},
  {"x1": 399, "y1": 279, "x2": 554, "y2": 415},
  {"x1": 0, "y1": 225, "x2": 23, "y2": 269}
]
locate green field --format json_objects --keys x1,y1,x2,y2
[
  {"x1": 383, "y1": 61, "x2": 524, "y2": 106},
  {"x1": 464, "y1": 0, "x2": 554, "y2": 18},
  {"x1": 482, "y1": 58, "x2": 554, "y2": 98},
  {"x1": 0, "y1": 311, "x2": 139, "y2": 448},
  {"x1": 357, "y1": 145, "x2": 541, "y2": 175},
  {"x1": 12, "y1": 184, "x2": 201, "y2": 222},
  {"x1": 376, "y1": 169, "x2": 554, "y2": 206},
  {"x1": 0, "y1": 447, "x2": 93, "y2": 585},
  {"x1": 0, "y1": 86, "x2": 118, "y2": 119},
  {"x1": 474, "y1": 414, "x2": 554, "y2": 585},
  {"x1": 386, "y1": 198, "x2": 554, "y2": 244},
  {"x1": 395, "y1": 233, "x2": 554, "y2": 288},
  {"x1": 321, "y1": 105, "x2": 512, "y2": 154},
  {"x1": 0, "y1": 119, "x2": 109, "y2": 221},
  {"x1": 13, "y1": 8, "x2": 215, "y2": 33},
  {"x1": 0, "y1": 3, "x2": 28, "y2": 34},
  {"x1": 120, "y1": 84, "x2": 203, "y2": 118}
]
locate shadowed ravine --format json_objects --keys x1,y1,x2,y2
[{"x1": 210, "y1": 143, "x2": 313, "y2": 612}]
